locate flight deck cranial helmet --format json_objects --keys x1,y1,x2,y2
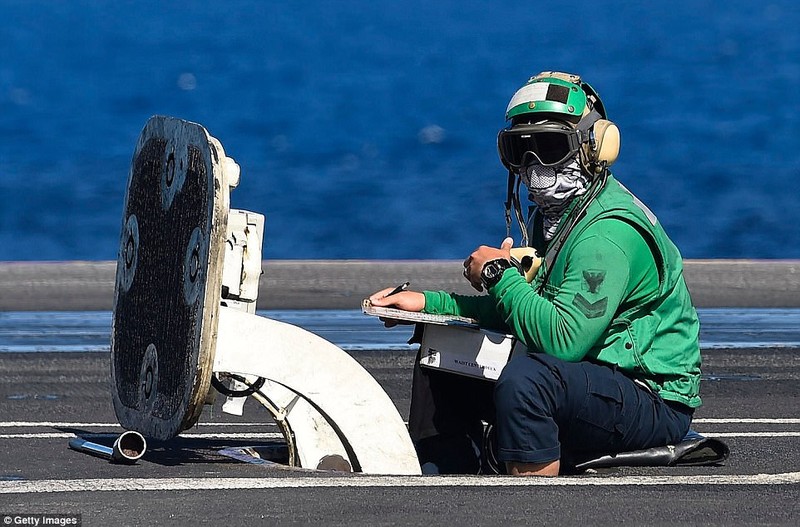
[{"x1": 497, "y1": 71, "x2": 620, "y2": 176}]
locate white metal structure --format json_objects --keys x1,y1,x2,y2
[{"x1": 113, "y1": 116, "x2": 420, "y2": 475}]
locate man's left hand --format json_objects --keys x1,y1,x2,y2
[{"x1": 463, "y1": 237, "x2": 514, "y2": 292}]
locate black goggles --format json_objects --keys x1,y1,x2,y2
[{"x1": 497, "y1": 122, "x2": 585, "y2": 169}]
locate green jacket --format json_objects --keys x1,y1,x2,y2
[{"x1": 423, "y1": 175, "x2": 702, "y2": 408}]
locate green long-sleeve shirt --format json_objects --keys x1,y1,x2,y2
[
  {"x1": 422, "y1": 175, "x2": 702, "y2": 408},
  {"x1": 424, "y1": 218, "x2": 656, "y2": 361}
]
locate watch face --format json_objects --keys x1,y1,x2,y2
[
  {"x1": 484, "y1": 263, "x2": 500, "y2": 279},
  {"x1": 481, "y1": 259, "x2": 509, "y2": 288}
]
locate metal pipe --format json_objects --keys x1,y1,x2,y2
[{"x1": 69, "y1": 430, "x2": 147, "y2": 464}]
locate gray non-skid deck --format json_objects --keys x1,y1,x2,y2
[
  {"x1": 1, "y1": 260, "x2": 799, "y2": 525},
  {"x1": 0, "y1": 346, "x2": 798, "y2": 525}
]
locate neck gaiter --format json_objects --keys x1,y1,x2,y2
[{"x1": 522, "y1": 158, "x2": 589, "y2": 240}]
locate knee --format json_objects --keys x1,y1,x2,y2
[{"x1": 495, "y1": 355, "x2": 557, "y2": 414}]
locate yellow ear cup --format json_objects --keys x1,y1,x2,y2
[
  {"x1": 509, "y1": 247, "x2": 542, "y2": 283},
  {"x1": 591, "y1": 119, "x2": 620, "y2": 166}
]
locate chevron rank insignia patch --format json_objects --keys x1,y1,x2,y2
[{"x1": 572, "y1": 293, "x2": 608, "y2": 319}]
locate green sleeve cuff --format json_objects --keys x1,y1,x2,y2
[{"x1": 421, "y1": 290, "x2": 449, "y2": 314}]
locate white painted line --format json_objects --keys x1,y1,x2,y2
[
  {"x1": 693, "y1": 418, "x2": 800, "y2": 424},
  {"x1": 702, "y1": 432, "x2": 800, "y2": 438},
  {"x1": 2, "y1": 472, "x2": 799, "y2": 494},
  {"x1": 2, "y1": 431, "x2": 800, "y2": 440},
  {"x1": 0, "y1": 432, "x2": 284, "y2": 440},
  {"x1": 0, "y1": 421, "x2": 275, "y2": 428},
  {"x1": 0, "y1": 433, "x2": 115, "y2": 439},
  {"x1": 2, "y1": 418, "x2": 797, "y2": 428},
  {"x1": 182, "y1": 432, "x2": 284, "y2": 439}
]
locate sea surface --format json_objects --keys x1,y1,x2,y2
[{"x1": 1, "y1": 1, "x2": 799, "y2": 262}]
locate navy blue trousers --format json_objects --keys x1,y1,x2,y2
[{"x1": 408, "y1": 351, "x2": 693, "y2": 474}]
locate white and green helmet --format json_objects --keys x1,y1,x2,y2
[
  {"x1": 498, "y1": 71, "x2": 615, "y2": 170},
  {"x1": 498, "y1": 72, "x2": 620, "y2": 244},
  {"x1": 504, "y1": 71, "x2": 607, "y2": 124}
]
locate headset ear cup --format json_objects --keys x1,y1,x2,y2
[{"x1": 592, "y1": 119, "x2": 620, "y2": 166}]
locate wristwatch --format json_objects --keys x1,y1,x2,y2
[{"x1": 480, "y1": 258, "x2": 513, "y2": 289}]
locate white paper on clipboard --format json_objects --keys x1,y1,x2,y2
[
  {"x1": 418, "y1": 324, "x2": 528, "y2": 381},
  {"x1": 361, "y1": 299, "x2": 479, "y2": 327}
]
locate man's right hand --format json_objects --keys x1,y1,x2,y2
[{"x1": 368, "y1": 288, "x2": 425, "y2": 312}]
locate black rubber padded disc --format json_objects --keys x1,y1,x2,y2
[{"x1": 111, "y1": 116, "x2": 230, "y2": 440}]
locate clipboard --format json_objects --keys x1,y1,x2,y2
[
  {"x1": 361, "y1": 299, "x2": 526, "y2": 380},
  {"x1": 361, "y1": 299, "x2": 479, "y2": 328}
]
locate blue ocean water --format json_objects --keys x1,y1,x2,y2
[{"x1": 1, "y1": 1, "x2": 799, "y2": 261}]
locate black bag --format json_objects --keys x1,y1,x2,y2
[{"x1": 482, "y1": 427, "x2": 729, "y2": 474}]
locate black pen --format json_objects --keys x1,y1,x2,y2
[{"x1": 385, "y1": 281, "x2": 410, "y2": 297}]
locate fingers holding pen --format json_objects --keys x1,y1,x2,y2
[
  {"x1": 370, "y1": 290, "x2": 425, "y2": 311},
  {"x1": 369, "y1": 287, "x2": 396, "y2": 303},
  {"x1": 368, "y1": 285, "x2": 425, "y2": 312},
  {"x1": 369, "y1": 281, "x2": 409, "y2": 305}
]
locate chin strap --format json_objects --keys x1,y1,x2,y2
[{"x1": 504, "y1": 169, "x2": 529, "y2": 247}]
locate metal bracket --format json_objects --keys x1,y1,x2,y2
[{"x1": 212, "y1": 307, "x2": 421, "y2": 475}]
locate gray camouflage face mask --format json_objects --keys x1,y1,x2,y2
[{"x1": 521, "y1": 158, "x2": 589, "y2": 240}]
